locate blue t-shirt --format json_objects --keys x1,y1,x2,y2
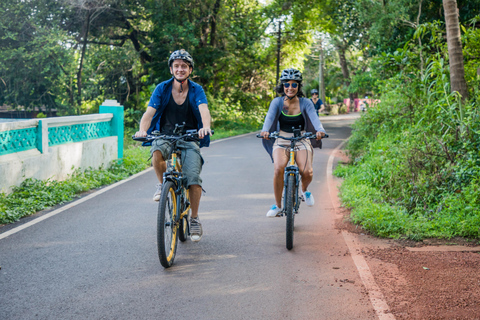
[
  {"x1": 146, "y1": 78, "x2": 209, "y2": 147},
  {"x1": 311, "y1": 98, "x2": 323, "y2": 111}
]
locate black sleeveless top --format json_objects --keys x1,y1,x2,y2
[
  {"x1": 160, "y1": 94, "x2": 198, "y2": 134},
  {"x1": 279, "y1": 111, "x2": 305, "y2": 133}
]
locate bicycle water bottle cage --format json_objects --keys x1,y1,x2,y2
[
  {"x1": 174, "y1": 123, "x2": 186, "y2": 135},
  {"x1": 293, "y1": 128, "x2": 301, "y2": 138}
]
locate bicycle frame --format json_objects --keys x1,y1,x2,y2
[
  {"x1": 284, "y1": 141, "x2": 301, "y2": 214},
  {"x1": 257, "y1": 129, "x2": 317, "y2": 216},
  {"x1": 164, "y1": 148, "x2": 190, "y2": 226},
  {"x1": 257, "y1": 129, "x2": 327, "y2": 250}
]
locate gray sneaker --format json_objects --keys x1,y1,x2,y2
[
  {"x1": 153, "y1": 183, "x2": 162, "y2": 201},
  {"x1": 190, "y1": 217, "x2": 203, "y2": 242}
]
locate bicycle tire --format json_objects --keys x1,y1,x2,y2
[
  {"x1": 178, "y1": 214, "x2": 189, "y2": 242},
  {"x1": 178, "y1": 191, "x2": 189, "y2": 242},
  {"x1": 157, "y1": 181, "x2": 178, "y2": 268},
  {"x1": 285, "y1": 174, "x2": 295, "y2": 250},
  {"x1": 178, "y1": 187, "x2": 190, "y2": 242}
]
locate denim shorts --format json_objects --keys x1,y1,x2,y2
[{"x1": 150, "y1": 139, "x2": 204, "y2": 187}]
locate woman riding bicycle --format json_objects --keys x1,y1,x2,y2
[{"x1": 260, "y1": 68, "x2": 326, "y2": 217}]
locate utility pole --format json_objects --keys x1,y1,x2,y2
[
  {"x1": 318, "y1": 39, "x2": 325, "y2": 102},
  {"x1": 275, "y1": 20, "x2": 282, "y2": 88}
]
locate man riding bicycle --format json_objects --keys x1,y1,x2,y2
[{"x1": 134, "y1": 49, "x2": 212, "y2": 241}]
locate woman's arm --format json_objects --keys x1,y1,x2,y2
[{"x1": 261, "y1": 98, "x2": 281, "y2": 132}]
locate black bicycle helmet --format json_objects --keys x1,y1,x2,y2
[
  {"x1": 168, "y1": 49, "x2": 194, "y2": 68},
  {"x1": 280, "y1": 68, "x2": 303, "y2": 82},
  {"x1": 311, "y1": 89, "x2": 319, "y2": 95}
]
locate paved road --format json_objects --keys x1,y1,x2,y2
[{"x1": 0, "y1": 115, "x2": 378, "y2": 319}]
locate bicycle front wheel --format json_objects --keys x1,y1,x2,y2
[
  {"x1": 285, "y1": 174, "x2": 295, "y2": 250},
  {"x1": 157, "y1": 181, "x2": 179, "y2": 268}
]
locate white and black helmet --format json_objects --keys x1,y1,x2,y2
[
  {"x1": 168, "y1": 49, "x2": 194, "y2": 68},
  {"x1": 280, "y1": 68, "x2": 303, "y2": 82}
]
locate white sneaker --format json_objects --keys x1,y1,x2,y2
[
  {"x1": 303, "y1": 191, "x2": 314, "y2": 207},
  {"x1": 190, "y1": 217, "x2": 203, "y2": 242},
  {"x1": 153, "y1": 183, "x2": 162, "y2": 201},
  {"x1": 266, "y1": 205, "x2": 282, "y2": 217}
]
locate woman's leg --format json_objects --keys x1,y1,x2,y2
[
  {"x1": 295, "y1": 148, "x2": 313, "y2": 193},
  {"x1": 272, "y1": 148, "x2": 289, "y2": 208}
]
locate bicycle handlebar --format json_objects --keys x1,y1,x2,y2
[
  {"x1": 256, "y1": 132, "x2": 329, "y2": 140},
  {"x1": 132, "y1": 129, "x2": 214, "y2": 142}
]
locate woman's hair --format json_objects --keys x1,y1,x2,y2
[{"x1": 275, "y1": 81, "x2": 305, "y2": 98}]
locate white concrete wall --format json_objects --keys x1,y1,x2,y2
[
  {"x1": 0, "y1": 137, "x2": 118, "y2": 194},
  {"x1": 0, "y1": 105, "x2": 122, "y2": 194}
]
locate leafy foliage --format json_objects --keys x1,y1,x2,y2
[{"x1": 335, "y1": 22, "x2": 480, "y2": 239}]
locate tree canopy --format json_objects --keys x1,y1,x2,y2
[{"x1": 1, "y1": 0, "x2": 479, "y2": 122}]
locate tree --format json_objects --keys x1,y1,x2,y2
[
  {"x1": 443, "y1": 0, "x2": 469, "y2": 99},
  {"x1": 0, "y1": 0, "x2": 72, "y2": 113}
]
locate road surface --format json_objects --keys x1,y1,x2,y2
[{"x1": 1, "y1": 115, "x2": 382, "y2": 319}]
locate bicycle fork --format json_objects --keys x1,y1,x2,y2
[{"x1": 283, "y1": 149, "x2": 300, "y2": 214}]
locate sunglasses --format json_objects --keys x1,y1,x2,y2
[{"x1": 283, "y1": 83, "x2": 298, "y2": 88}]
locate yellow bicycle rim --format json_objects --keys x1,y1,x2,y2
[{"x1": 166, "y1": 187, "x2": 178, "y2": 261}]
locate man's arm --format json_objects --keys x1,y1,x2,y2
[
  {"x1": 319, "y1": 99, "x2": 325, "y2": 113},
  {"x1": 135, "y1": 106, "x2": 157, "y2": 137},
  {"x1": 198, "y1": 103, "x2": 212, "y2": 138}
]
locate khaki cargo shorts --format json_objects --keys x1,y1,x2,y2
[{"x1": 151, "y1": 139, "x2": 204, "y2": 187}]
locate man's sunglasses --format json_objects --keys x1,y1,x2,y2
[{"x1": 283, "y1": 83, "x2": 298, "y2": 88}]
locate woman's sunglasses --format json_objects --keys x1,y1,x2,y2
[{"x1": 283, "y1": 83, "x2": 298, "y2": 88}]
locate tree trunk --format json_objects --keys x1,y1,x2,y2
[
  {"x1": 335, "y1": 41, "x2": 350, "y2": 88},
  {"x1": 443, "y1": 0, "x2": 469, "y2": 99},
  {"x1": 417, "y1": 0, "x2": 424, "y2": 73},
  {"x1": 209, "y1": 0, "x2": 221, "y2": 47},
  {"x1": 77, "y1": 11, "x2": 91, "y2": 114}
]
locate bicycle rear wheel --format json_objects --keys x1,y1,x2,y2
[
  {"x1": 285, "y1": 174, "x2": 295, "y2": 250},
  {"x1": 157, "y1": 181, "x2": 178, "y2": 268}
]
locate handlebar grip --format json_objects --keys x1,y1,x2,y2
[
  {"x1": 324, "y1": 134, "x2": 329, "y2": 138},
  {"x1": 132, "y1": 135, "x2": 153, "y2": 142}
]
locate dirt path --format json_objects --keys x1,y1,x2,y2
[{"x1": 333, "y1": 150, "x2": 480, "y2": 320}]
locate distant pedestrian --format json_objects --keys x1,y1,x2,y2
[{"x1": 310, "y1": 89, "x2": 324, "y2": 115}]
